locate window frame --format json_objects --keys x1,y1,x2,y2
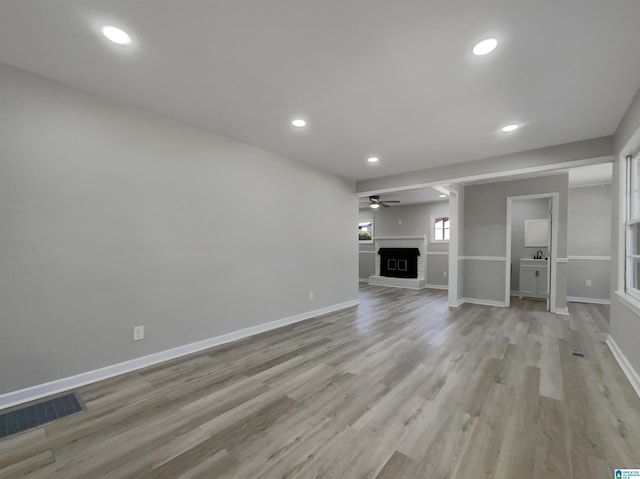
[
  {"x1": 358, "y1": 219, "x2": 374, "y2": 244},
  {"x1": 625, "y1": 152, "x2": 640, "y2": 301},
  {"x1": 430, "y1": 214, "x2": 450, "y2": 244}
]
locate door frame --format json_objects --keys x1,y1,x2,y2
[{"x1": 505, "y1": 192, "x2": 559, "y2": 312}]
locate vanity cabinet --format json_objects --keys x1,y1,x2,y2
[{"x1": 519, "y1": 259, "x2": 548, "y2": 299}]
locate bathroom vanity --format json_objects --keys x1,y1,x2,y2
[{"x1": 519, "y1": 258, "x2": 548, "y2": 299}]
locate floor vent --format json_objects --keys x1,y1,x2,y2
[
  {"x1": 0, "y1": 392, "x2": 85, "y2": 440},
  {"x1": 571, "y1": 350, "x2": 585, "y2": 358}
]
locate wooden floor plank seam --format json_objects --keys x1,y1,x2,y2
[{"x1": 0, "y1": 285, "x2": 637, "y2": 478}]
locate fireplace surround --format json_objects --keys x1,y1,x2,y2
[{"x1": 368, "y1": 236, "x2": 427, "y2": 289}]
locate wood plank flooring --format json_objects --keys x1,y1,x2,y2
[{"x1": 1, "y1": 285, "x2": 639, "y2": 478}]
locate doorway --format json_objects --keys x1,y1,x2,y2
[{"x1": 505, "y1": 193, "x2": 559, "y2": 312}]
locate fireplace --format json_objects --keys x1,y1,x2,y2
[
  {"x1": 369, "y1": 236, "x2": 426, "y2": 289},
  {"x1": 378, "y1": 247, "x2": 420, "y2": 279}
]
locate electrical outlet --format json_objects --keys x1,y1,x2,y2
[
  {"x1": 308, "y1": 291, "x2": 314, "y2": 301},
  {"x1": 133, "y1": 325, "x2": 144, "y2": 341},
  {"x1": 585, "y1": 280, "x2": 592, "y2": 287},
  {"x1": 443, "y1": 271, "x2": 448, "y2": 278}
]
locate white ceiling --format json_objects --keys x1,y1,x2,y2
[
  {"x1": 358, "y1": 187, "x2": 446, "y2": 209},
  {"x1": 0, "y1": 1, "x2": 639, "y2": 181}
]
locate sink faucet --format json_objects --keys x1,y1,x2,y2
[{"x1": 534, "y1": 250, "x2": 543, "y2": 259}]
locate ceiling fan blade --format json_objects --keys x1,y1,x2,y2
[
  {"x1": 380, "y1": 202, "x2": 391, "y2": 207},
  {"x1": 382, "y1": 200, "x2": 400, "y2": 203}
]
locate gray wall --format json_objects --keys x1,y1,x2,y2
[
  {"x1": 0, "y1": 63, "x2": 358, "y2": 395},
  {"x1": 358, "y1": 201, "x2": 449, "y2": 285},
  {"x1": 611, "y1": 85, "x2": 640, "y2": 376},
  {"x1": 463, "y1": 174, "x2": 569, "y2": 308},
  {"x1": 567, "y1": 184, "x2": 611, "y2": 301},
  {"x1": 510, "y1": 198, "x2": 550, "y2": 292}
]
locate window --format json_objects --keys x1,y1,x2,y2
[
  {"x1": 626, "y1": 152, "x2": 640, "y2": 300},
  {"x1": 359, "y1": 220, "x2": 374, "y2": 243},
  {"x1": 431, "y1": 215, "x2": 450, "y2": 243}
]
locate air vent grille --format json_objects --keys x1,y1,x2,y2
[{"x1": 0, "y1": 392, "x2": 84, "y2": 440}]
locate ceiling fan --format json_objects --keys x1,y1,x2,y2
[{"x1": 368, "y1": 195, "x2": 400, "y2": 209}]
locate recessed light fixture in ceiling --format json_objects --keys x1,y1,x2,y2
[
  {"x1": 367, "y1": 157, "x2": 379, "y2": 164},
  {"x1": 291, "y1": 119, "x2": 306, "y2": 128},
  {"x1": 501, "y1": 124, "x2": 519, "y2": 132},
  {"x1": 102, "y1": 26, "x2": 132, "y2": 45},
  {"x1": 473, "y1": 38, "x2": 498, "y2": 56}
]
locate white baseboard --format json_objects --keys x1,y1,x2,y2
[
  {"x1": 566, "y1": 296, "x2": 610, "y2": 305},
  {"x1": 0, "y1": 299, "x2": 360, "y2": 411},
  {"x1": 425, "y1": 284, "x2": 448, "y2": 290},
  {"x1": 606, "y1": 335, "x2": 640, "y2": 400},
  {"x1": 358, "y1": 278, "x2": 369, "y2": 283},
  {"x1": 449, "y1": 298, "x2": 465, "y2": 308},
  {"x1": 554, "y1": 307, "x2": 570, "y2": 315},
  {"x1": 462, "y1": 297, "x2": 508, "y2": 307}
]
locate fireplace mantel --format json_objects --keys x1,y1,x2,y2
[{"x1": 373, "y1": 235, "x2": 427, "y2": 241}]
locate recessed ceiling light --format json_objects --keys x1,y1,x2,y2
[
  {"x1": 473, "y1": 38, "x2": 498, "y2": 56},
  {"x1": 102, "y1": 26, "x2": 132, "y2": 45},
  {"x1": 367, "y1": 157, "x2": 379, "y2": 164},
  {"x1": 439, "y1": 194, "x2": 447, "y2": 198},
  {"x1": 291, "y1": 119, "x2": 306, "y2": 128},
  {"x1": 501, "y1": 124, "x2": 519, "y2": 132}
]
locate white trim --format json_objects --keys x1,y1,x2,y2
[
  {"x1": 618, "y1": 149, "x2": 628, "y2": 291},
  {"x1": 430, "y1": 214, "x2": 450, "y2": 244},
  {"x1": 450, "y1": 298, "x2": 465, "y2": 308},
  {"x1": 569, "y1": 181, "x2": 612, "y2": 189},
  {"x1": 462, "y1": 297, "x2": 508, "y2": 307},
  {"x1": 373, "y1": 235, "x2": 427, "y2": 240},
  {"x1": 459, "y1": 256, "x2": 507, "y2": 261},
  {"x1": 566, "y1": 296, "x2": 611, "y2": 305},
  {"x1": 555, "y1": 257, "x2": 569, "y2": 263},
  {"x1": 623, "y1": 151, "x2": 640, "y2": 298},
  {"x1": 425, "y1": 284, "x2": 448, "y2": 290},
  {"x1": 506, "y1": 193, "x2": 559, "y2": 314},
  {"x1": 358, "y1": 278, "x2": 369, "y2": 282},
  {"x1": 555, "y1": 307, "x2": 570, "y2": 315},
  {"x1": 606, "y1": 335, "x2": 640, "y2": 400},
  {"x1": 0, "y1": 299, "x2": 360, "y2": 410},
  {"x1": 567, "y1": 255, "x2": 611, "y2": 261},
  {"x1": 614, "y1": 290, "x2": 640, "y2": 317},
  {"x1": 426, "y1": 251, "x2": 449, "y2": 256},
  {"x1": 618, "y1": 125, "x2": 640, "y2": 293},
  {"x1": 358, "y1": 218, "x2": 374, "y2": 244},
  {"x1": 358, "y1": 250, "x2": 375, "y2": 254},
  {"x1": 357, "y1": 156, "x2": 613, "y2": 197},
  {"x1": 434, "y1": 185, "x2": 451, "y2": 196}
]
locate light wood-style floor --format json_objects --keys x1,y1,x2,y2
[{"x1": 1, "y1": 285, "x2": 639, "y2": 478}]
